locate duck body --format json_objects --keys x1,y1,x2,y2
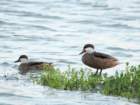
[
  {"x1": 15, "y1": 55, "x2": 52, "y2": 74},
  {"x1": 18, "y1": 62, "x2": 52, "y2": 74},
  {"x1": 82, "y1": 52, "x2": 118, "y2": 70},
  {"x1": 80, "y1": 44, "x2": 119, "y2": 75}
]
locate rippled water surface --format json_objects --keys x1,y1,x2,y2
[{"x1": 0, "y1": 0, "x2": 140, "y2": 105}]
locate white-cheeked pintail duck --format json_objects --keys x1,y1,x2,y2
[
  {"x1": 15, "y1": 55, "x2": 52, "y2": 74},
  {"x1": 80, "y1": 44, "x2": 119, "y2": 75}
]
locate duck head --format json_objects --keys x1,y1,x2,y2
[
  {"x1": 80, "y1": 44, "x2": 95, "y2": 54},
  {"x1": 15, "y1": 55, "x2": 28, "y2": 63}
]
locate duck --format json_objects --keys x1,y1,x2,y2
[
  {"x1": 80, "y1": 44, "x2": 119, "y2": 75},
  {"x1": 15, "y1": 55, "x2": 52, "y2": 74}
]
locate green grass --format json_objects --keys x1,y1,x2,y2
[
  {"x1": 35, "y1": 65, "x2": 103, "y2": 91},
  {"x1": 33, "y1": 63, "x2": 140, "y2": 103},
  {"x1": 102, "y1": 64, "x2": 140, "y2": 100}
]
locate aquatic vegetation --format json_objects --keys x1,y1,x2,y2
[
  {"x1": 102, "y1": 64, "x2": 140, "y2": 100},
  {"x1": 35, "y1": 65, "x2": 103, "y2": 91},
  {"x1": 34, "y1": 64, "x2": 140, "y2": 103}
]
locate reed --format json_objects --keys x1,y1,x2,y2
[{"x1": 34, "y1": 63, "x2": 140, "y2": 103}]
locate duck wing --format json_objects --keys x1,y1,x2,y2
[
  {"x1": 28, "y1": 62, "x2": 52, "y2": 66},
  {"x1": 94, "y1": 52, "x2": 117, "y2": 60},
  {"x1": 28, "y1": 62, "x2": 44, "y2": 66}
]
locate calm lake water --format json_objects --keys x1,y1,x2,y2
[{"x1": 0, "y1": 0, "x2": 140, "y2": 105}]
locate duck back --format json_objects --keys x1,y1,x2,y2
[{"x1": 82, "y1": 52, "x2": 118, "y2": 69}]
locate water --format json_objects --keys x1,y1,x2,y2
[{"x1": 0, "y1": 0, "x2": 140, "y2": 104}]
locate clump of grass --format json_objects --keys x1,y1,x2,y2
[
  {"x1": 35, "y1": 65, "x2": 103, "y2": 91},
  {"x1": 102, "y1": 64, "x2": 140, "y2": 100},
  {"x1": 34, "y1": 64, "x2": 140, "y2": 103}
]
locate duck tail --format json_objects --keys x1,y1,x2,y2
[{"x1": 117, "y1": 61, "x2": 124, "y2": 65}]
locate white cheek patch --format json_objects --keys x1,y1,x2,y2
[
  {"x1": 85, "y1": 47, "x2": 94, "y2": 54},
  {"x1": 20, "y1": 58, "x2": 28, "y2": 63}
]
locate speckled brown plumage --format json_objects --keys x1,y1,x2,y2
[
  {"x1": 18, "y1": 62, "x2": 52, "y2": 74},
  {"x1": 15, "y1": 55, "x2": 52, "y2": 74},
  {"x1": 80, "y1": 44, "x2": 119, "y2": 75},
  {"x1": 82, "y1": 52, "x2": 118, "y2": 70}
]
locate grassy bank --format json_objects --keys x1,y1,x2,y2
[
  {"x1": 102, "y1": 64, "x2": 140, "y2": 100},
  {"x1": 34, "y1": 64, "x2": 140, "y2": 103}
]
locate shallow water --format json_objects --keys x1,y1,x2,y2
[{"x1": 0, "y1": 0, "x2": 140, "y2": 104}]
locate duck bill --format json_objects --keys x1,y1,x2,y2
[
  {"x1": 79, "y1": 50, "x2": 85, "y2": 55},
  {"x1": 14, "y1": 59, "x2": 20, "y2": 63}
]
